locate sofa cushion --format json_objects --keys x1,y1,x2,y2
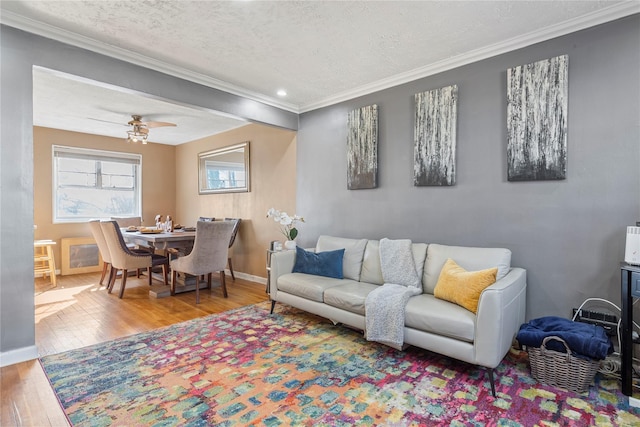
[
  {"x1": 277, "y1": 273, "x2": 355, "y2": 302},
  {"x1": 316, "y1": 236, "x2": 368, "y2": 281},
  {"x1": 361, "y1": 240, "x2": 428, "y2": 286},
  {"x1": 380, "y1": 238, "x2": 421, "y2": 288},
  {"x1": 423, "y1": 244, "x2": 511, "y2": 294},
  {"x1": 434, "y1": 258, "x2": 498, "y2": 313},
  {"x1": 324, "y1": 282, "x2": 380, "y2": 315},
  {"x1": 361, "y1": 240, "x2": 384, "y2": 285},
  {"x1": 292, "y1": 246, "x2": 345, "y2": 279},
  {"x1": 411, "y1": 243, "x2": 428, "y2": 279},
  {"x1": 405, "y1": 294, "x2": 476, "y2": 343}
]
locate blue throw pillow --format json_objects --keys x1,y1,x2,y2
[{"x1": 292, "y1": 246, "x2": 345, "y2": 279}]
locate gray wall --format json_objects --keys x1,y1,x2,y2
[
  {"x1": 2, "y1": 16, "x2": 638, "y2": 361},
  {"x1": 297, "y1": 15, "x2": 640, "y2": 321},
  {"x1": 0, "y1": 25, "x2": 296, "y2": 361}
]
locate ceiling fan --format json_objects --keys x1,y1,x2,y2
[{"x1": 126, "y1": 114, "x2": 176, "y2": 144}]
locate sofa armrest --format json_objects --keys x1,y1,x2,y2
[
  {"x1": 474, "y1": 267, "x2": 527, "y2": 367},
  {"x1": 269, "y1": 250, "x2": 297, "y2": 299}
]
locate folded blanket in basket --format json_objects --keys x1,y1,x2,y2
[{"x1": 516, "y1": 316, "x2": 613, "y2": 360}]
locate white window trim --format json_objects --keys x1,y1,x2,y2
[{"x1": 52, "y1": 145, "x2": 142, "y2": 224}]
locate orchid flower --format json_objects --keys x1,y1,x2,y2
[{"x1": 267, "y1": 208, "x2": 305, "y2": 240}]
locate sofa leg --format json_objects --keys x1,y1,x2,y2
[
  {"x1": 270, "y1": 300, "x2": 276, "y2": 314},
  {"x1": 487, "y1": 368, "x2": 496, "y2": 397}
]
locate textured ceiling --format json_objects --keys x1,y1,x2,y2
[{"x1": 2, "y1": 1, "x2": 638, "y2": 144}]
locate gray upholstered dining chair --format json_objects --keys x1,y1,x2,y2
[
  {"x1": 92, "y1": 220, "x2": 156, "y2": 284},
  {"x1": 110, "y1": 216, "x2": 150, "y2": 251},
  {"x1": 224, "y1": 218, "x2": 242, "y2": 280},
  {"x1": 88, "y1": 220, "x2": 113, "y2": 286},
  {"x1": 170, "y1": 220, "x2": 234, "y2": 304},
  {"x1": 100, "y1": 220, "x2": 169, "y2": 298},
  {"x1": 111, "y1": 216, "x2": 142, "y2": 228}
]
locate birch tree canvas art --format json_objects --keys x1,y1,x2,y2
[
  {"x1": 347, "y1": 104, "x2": 378, "y2": 190},
  {"x1": 414, "y1": 85, "x2": 458, "y2": 186},
  {"x1": 507, "y1": 54, "x2": 568, "y2": 181}
]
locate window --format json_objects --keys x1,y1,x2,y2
[{"x1": 53, "y1": 145, "x2": 141, "y2": 223}]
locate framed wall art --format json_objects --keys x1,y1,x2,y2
[
  {"x1": 347, "y1": 104, "x2": 378, "y2": 190},
  {"x1": 507, "y1": 54, "x2": 568, "y2": 181},
  {"x1": 414, "y1": 85, "x2": 458, "y2": 186}
]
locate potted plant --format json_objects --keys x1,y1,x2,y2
[{"x1": 267, "y1": 208, "x2": 305, "y2": 249}]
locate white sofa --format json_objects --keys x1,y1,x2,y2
[{"x1": 268, "y1": 235, "x2": 527, "y2": 396}]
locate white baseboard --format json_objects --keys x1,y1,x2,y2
[
  {"x1": 0, "y1": 345, "x2": 39, "y2": 367},
  {"x1": 226, "y1": 269, "x2": 266, "y2": 286}
]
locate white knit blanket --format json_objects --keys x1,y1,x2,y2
[{"x1": 365, "y1": 238, "x2": 421, "y2": 349}]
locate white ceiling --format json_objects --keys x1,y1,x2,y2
[
  {"x1": 32, "y1": 68, "x2": 249, "y2": 145},
  {"x1": 2, "y1": 1, "x2": 639, "y2": 145}
]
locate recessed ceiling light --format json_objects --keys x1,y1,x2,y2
[{"x1": 277, "y1": 89, "x2": 287, "y2": 97}]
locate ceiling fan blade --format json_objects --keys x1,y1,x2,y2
[
  {"x1": 88, "y1": 117, "x2": 128, "y2": 126},
  {"x1": 144, "y1": 121, "x2": 177, "y2": 128}
]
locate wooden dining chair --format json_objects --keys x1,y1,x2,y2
[
  {"x1": 100, "y1": 221, "x2": 169, "y2": 298},
  {"x1": 224, "y1": 218, "x2": 242, "y2": 280},
  {"x1": 170, "y1": 220, "x2": 234, "y2": 304}
]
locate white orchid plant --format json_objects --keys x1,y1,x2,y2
[{"x1": 267, "y1": 208, "x2": 305, "y2": 241}]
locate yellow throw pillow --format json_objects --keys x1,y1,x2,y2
[{"x1": 434, "y1": 258, "x2": 498, "y2": 313}]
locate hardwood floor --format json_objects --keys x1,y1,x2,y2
[{"x1": 1, "y1": 271, "x2": 269, "y2": 426}]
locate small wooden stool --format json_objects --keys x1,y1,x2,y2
[{"x1": 34, "y1": 240, "x2": 57, "y2": 286}]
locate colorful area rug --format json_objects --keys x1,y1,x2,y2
[{"x1": 41, "y1": 302, "x2": 639, "y2": 426}]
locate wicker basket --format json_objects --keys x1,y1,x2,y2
[{"x1": 526, "y1": 335, "x2": 601, "y2": 393}]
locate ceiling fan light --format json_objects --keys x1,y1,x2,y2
[
  {"x1": 127, "y1": 130, "x2": 148, "y2": 144},
  {"x1": 124, "y1": 115, "x2": 173, "y2": 144}
]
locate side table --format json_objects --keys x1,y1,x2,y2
[
  {"x1": 621, "y1": 262, "x2": 640, "y2": 396},
  {"x1": 266, "y1": 243, "x2": 292, "y2": 295},
  {"x1": 266, "y1": 249, "x2": 276, "y2": 294}
]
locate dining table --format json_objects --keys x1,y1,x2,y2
[
  {"x1": 121, "y1": 228, "x2": 199, "y2": 297},
  {"x1": 121, "y1": 228, "x2": 196, "y2": 253}
]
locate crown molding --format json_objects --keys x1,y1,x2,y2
[
  {"x1": 0, "y1": 10, "x2": 300, "y2": 113},
  {"x1": 299, "y1": 2, "x2": 640, "y2": 112},
  {"x1": 2, "y1": 3, "x2": 638, "y2": 115}
]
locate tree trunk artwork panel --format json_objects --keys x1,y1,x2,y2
[
  {"x1": 507, "y1": 55, "x2": 568, "y2": 181},
  {"x1": 414, "y1": 85, "x2": 458, "y2": 186},
  {"x1": 347, "y1": 104, "x2": 378, "y2": 190}
]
